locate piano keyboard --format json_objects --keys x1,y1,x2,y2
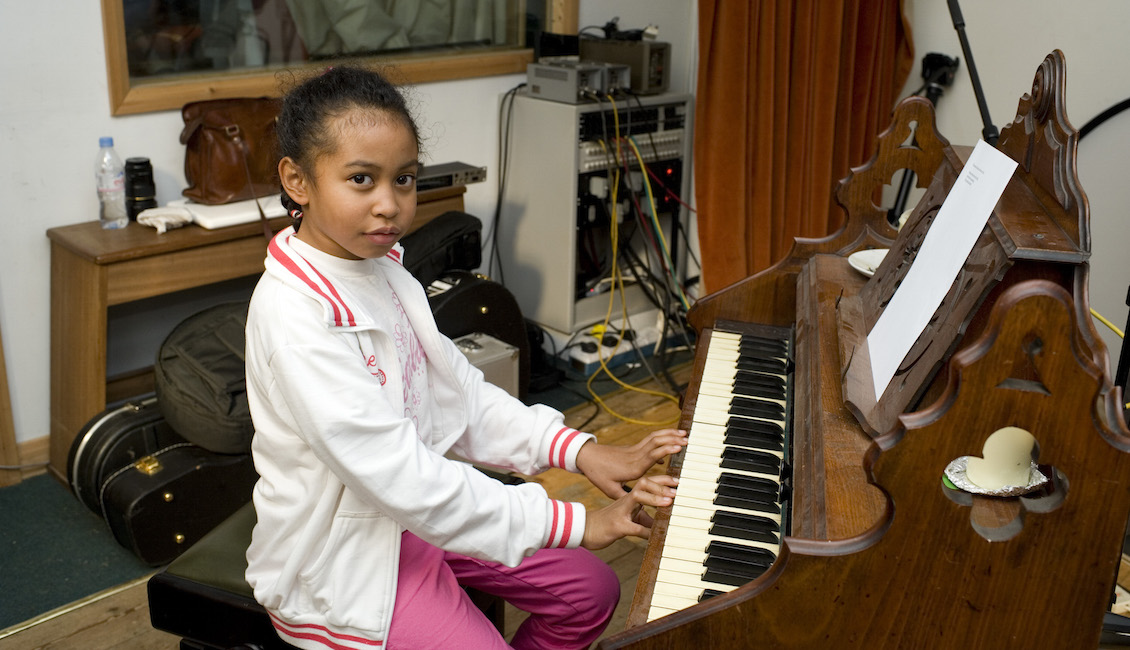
[{"x1": 647, "y1": 325, "x2": 794, "y2": 622}]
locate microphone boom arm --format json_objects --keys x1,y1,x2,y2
[{"x1": 947, "y1": 0, "x2": 999, "y2": 145}]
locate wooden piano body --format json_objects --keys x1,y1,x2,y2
[{"x1": 599, "y1": 51, "x2": 1130, "y2": 649}]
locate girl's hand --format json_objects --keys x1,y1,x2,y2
[
  {"x1": 581, "y1": 475, "x2": 679, "y2": 550},
  {"x1": 576, "y1": 429, "x2": 688, "y2": 500}
]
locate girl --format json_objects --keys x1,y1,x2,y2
[{"x1": 244, "y1": 65, "x2": 687, "y2": 650}]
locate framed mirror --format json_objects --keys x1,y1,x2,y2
[{"x1": 101, "y1": 0, "x2": 578, "y2": 115}]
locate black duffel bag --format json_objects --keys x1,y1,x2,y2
[
  {"x1": 155, "y1": 301, "x2": 253, "y2": 455},
  {"x1": 399, "y1": 210, "x2": 482, "y2": 286}
]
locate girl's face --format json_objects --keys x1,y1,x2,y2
[{"x1": 284, "y1": 109, "x2": 420, "y2": 260}]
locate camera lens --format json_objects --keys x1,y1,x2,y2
[{"x1": 125, "y1": 157, "x2": 158, "y2": 220}]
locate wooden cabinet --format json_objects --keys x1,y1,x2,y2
[{"x1": 47, "y1": 186, "x2": 465, "y2": 480}]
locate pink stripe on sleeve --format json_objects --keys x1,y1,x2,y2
[
  {"x1": 557, "y1": 430, "x2": 582, "y2": 469},
  {"x1": 557, "y1": 502, "x2": 574, "y2": 548},
  {"x1": 548, "y1": 499, "x2": 561, "y2": 547}
]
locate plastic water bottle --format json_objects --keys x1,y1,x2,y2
[{"x1": 96, "y1": 137, "x2": 128, "y2": 229}]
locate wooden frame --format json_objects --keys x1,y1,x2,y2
[
  {"x1": 100, "y1": 0, "x2": 579, "y2": 115},
  {"x1": 0, "y1": 324, "x2": 18, "y2": 486}
]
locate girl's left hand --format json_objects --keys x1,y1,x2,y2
[
  {"x1": 581, "y1": 474, "x2": 679, "y2": 550},
  {"x1": 576, "y1": 428, "x2": 688, "y2": 500}
]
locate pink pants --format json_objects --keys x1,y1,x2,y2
[{"x1": 386, "y1": 531, "x2": 619, "y2": 650}]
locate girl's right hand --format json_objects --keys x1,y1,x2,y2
[{"x1": 580, "y1": 475, "x2": 679, "y2": 551}]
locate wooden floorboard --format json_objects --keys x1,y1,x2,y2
[
  {"x1": 0, "y1": 364, "x2": 689, "y2": 649},
  {"x1": 504, "y1": 363, "x2": 689, "y2": 642},
  {"x1": 0, "y1": 576, "x2": 179, "y2": 649}
]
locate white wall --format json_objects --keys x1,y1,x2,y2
[
  {"x1": 13, "y1": 1, "x2": 1120, "y2": 452},
  {"x1": 0, "y1": 1, "x2": 698, "y2": 447},
  {"x1": 900, "y1": 1, "x2": 1130, "y2": 369}
]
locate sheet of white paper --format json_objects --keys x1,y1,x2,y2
[{"x1": 867, "y1": 140, "x2": 1018, "y2": 398}]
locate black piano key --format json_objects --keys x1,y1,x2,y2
[
  {"x1": 726, "y1": 416, "x2": 784, "y2": 435},
  {"x1": 698, "y1": 589, "x2": 725, "y2": 603},
  {"x1": 720, "y1": 447, "x2": 781, "y2": 475},
  {"x1": 715, "y1": 485, "x2": 782, "y2": 514},
  {"x1": 737, "y1": 334, "x2": 789, "y2": 353},
  {"x1": 732, "y1": 376, "x2": 785, "y2": 400},
  {"x1": 709, "y1": 511, "x2": 780, "y2": 544},
  {"x1": 736, "y1": 341, "x2": 789, "y2": 361},
  {"x1": 733, "y1": 333, "x2": 795, "y2": 375},
  {"x1": 733, "y1": 369, "x2": 786, "y2": 390},
  {"x1": 724, "y1": 426, "x2": 784, "y2": 452},
  {"x1": 723, "y1": 435, "x2": 784, "y2": 454},
  {"x1": 707, "y1": 540, "x2": 778, "y2": 566},
  {"x1": 714, "y1": 493, "x2": 781, "y2": 514},
  {"x1": 703, "y1": 556, "x2": 773, "y2": 583},
  {"x1": 735, "y1": 356, "x2": 788, "y2": 374},
  {"x1": 718, "y1": 472, "x2": 780, "y2": 496},
  {"x1": 728, "y1": 396, "x2": 785, "y2": 420},
  {"x1": 702, "y1": 566, "x2": 760, "y2": 588}
]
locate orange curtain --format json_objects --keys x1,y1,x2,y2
[{"x1": 694, "y1": 0, "x2": 914, "y2": 293}]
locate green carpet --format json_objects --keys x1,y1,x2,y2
[{"x1": 0, "y1": 473, "x2": 152, "y2": 630}]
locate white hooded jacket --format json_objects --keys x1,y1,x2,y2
[{"x1": 244, "y1": 228, "x2": 592, "y2": 649}]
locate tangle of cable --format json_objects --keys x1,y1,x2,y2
[{"x1": 584, "y1": 138, "x2": 681, "y2": 426}]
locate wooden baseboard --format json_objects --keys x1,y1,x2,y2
[{"x1": 0, "y1": 436, "x2": 51, "y2": 485}]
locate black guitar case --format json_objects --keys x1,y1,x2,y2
[
  {"x1": 427, "y1": 271, "x2": 530, "y2": 401},
  {"x1": 67, "y1": 395, "x2": 259, "y2": 566}
]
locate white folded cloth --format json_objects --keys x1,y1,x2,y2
[{"x1": 137, "y1": 206, "x2": 193, "y2": 234}]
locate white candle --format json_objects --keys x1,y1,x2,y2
[{"x1": 964, "y1": 426, "x2": 1036, "y2": 490}]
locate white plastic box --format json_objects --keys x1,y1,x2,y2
[{"x1": 454, "y1": 333, "x2": 520, "y2": 398}]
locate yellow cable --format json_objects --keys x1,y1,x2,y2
[
  {"x1": 625, "y1": 136, "x2": 690, "y2": 310},
  {"x1": 1092, "y1": 307, "x2": 1125, "y2": 338},
  {"x1": 584, "y1": 140, "x2": 680, "y2": 427},
  {"x1": 1089, "y1": 308, "x2": 1130, "y2": 409}
]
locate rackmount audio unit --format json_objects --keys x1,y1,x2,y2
[
  {"x1": 579, "y1": 38, "x2": 671, "y2": 95},
  {"x1": 526, "y1": 61, "x2": 632, "y2": 104},
  {"x1": 498, "y1": 91, "x2": 693, "y2": 333},
  {"x1": 417, "y1": 162, "x2": 487, "y2": 191}
]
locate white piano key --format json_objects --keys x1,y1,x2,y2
[
  {"x1": 647, "y1": 572, "x2": 733, "y2": 621},
  {"x1": 664, "y1": 521, "x2": 781, "y2": 555},
  {"x1": 646, "y1": 605, "x2": 680, "y2": 622},
  {"x1": 684, "y1": 447, "x2": 781, "y2": 474},
  {"x1": 683, "y1": 436, "x2": 785, "y2": 460},
  {"x1": 669, "y1": 496, "x2": 783, "y2": 526},
  {"x1": 643, "y1": 325, "x2": 792, "y2": 623},
  {"x1": 692, "y1": 409, "x2": 783, "y2": 429},
  {"x1": 693, "y1": 394, "x2": 786, "y2": 415},
  {"x1": 658, "y1": 554, "x2": 712, "y2": 579},
  {"x1": 697, "y1": 384, "x2": 788, "y2": 408},
  {"x1": 649, "y1": 591, "x2": 702, "y2": 613},
  {"x1": 678, "y1": 461, "x2": 779, "y2": 485},
  {"x1": 653, "y1": 576, "x2": 736, "y2": 599},
  {"x1": 668, "y1": 503, "x2": 780, "y2": 535}
]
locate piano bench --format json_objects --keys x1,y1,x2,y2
[{"x1": 148, "y1": 501, "x2": 507, "y2": 649}]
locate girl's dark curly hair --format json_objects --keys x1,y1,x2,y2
[{"x1": 276, "y1": 66, "x2": 421, "y2": 219}]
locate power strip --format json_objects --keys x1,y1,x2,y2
[{"x1": 569, "y1": 326, "x2": 670, "y2": 375}]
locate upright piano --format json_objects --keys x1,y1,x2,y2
[{"x1": 599, "y1": 52, "x2": 1130, "y2": 649}]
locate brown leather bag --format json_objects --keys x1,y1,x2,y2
[{"x1": 179, "y1": 97, "x2": 281, "y2": 205}]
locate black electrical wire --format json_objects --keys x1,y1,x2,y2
[
  {"x1": 487, "y1": 82, "x2": 525, "y2": 285},
  {"x1": 1079, "y1": 97, "x2": 1130, "y2": 141},
  {"x1": 1076, "y1": 95, "x2": 1130, "y2": 393}
]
